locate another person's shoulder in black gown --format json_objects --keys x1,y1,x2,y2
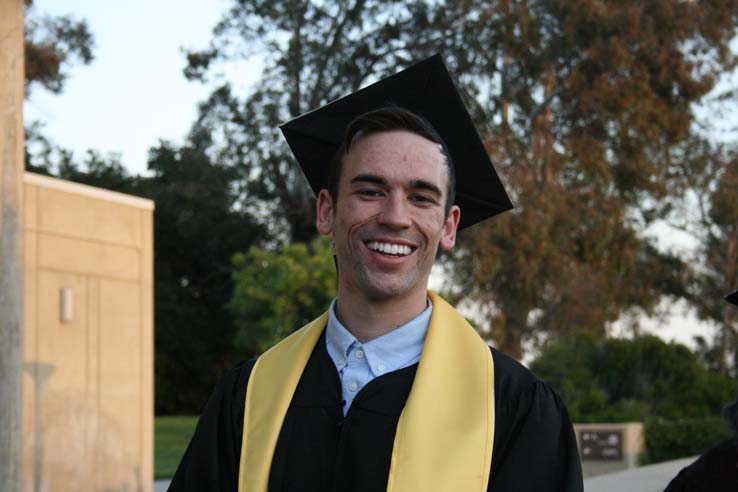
[
  {"x1": 665, "y1": 397, "x2": 738, "y2": 492},
  {"x1": 664, "y1": 438, "x2": 738, "y2": 492}
]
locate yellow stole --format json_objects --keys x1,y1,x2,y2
[{"x1": 238, "y1": 291, "x2": 495, "y2": 492}]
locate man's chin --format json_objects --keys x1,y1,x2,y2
[{"x1": 358, "y1": 278, "x2": 419, "y2": 302}]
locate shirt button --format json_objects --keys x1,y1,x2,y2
[
  {"x1": 348, "y1": 381, "x2": 358, "y2": 392},
  {"x1": 355, "y1": 349, "x2": 364, "y2": 359},
  {"x1": 377, "y1": 364, "x2": 385, "y2": 372}
]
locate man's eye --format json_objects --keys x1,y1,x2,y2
[
  {"x1": 411, "y1": 194, "x2": 435, "y2": 204},
  {"x1": 357, "y1": 189, "x2": 383, "y2": 197}
]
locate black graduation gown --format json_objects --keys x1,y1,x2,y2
[
  {"x1": 169, "y1": 332, "x2": 583, "y2": 492},
  {"x1": 663, "y1": 439, "x2": 738, "y2": 492}
]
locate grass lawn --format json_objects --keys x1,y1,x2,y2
[{"x1": 155, "y1": 415, "x2": 198, "y2": 479}]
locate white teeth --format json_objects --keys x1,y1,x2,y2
[{"x1": 367, "y1": 241, "x2": 412, "y2": 256}]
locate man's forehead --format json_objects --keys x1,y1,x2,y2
[
  {"x1": 344, "y1": 131, "x2": 449, "y2": 181},
  {"x1": 348, "y1": 130, "x2": 446, "y2": 160}
]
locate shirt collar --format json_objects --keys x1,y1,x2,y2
[{"x1": 326, "y1": 297, "x2": 432, "y2": 376}]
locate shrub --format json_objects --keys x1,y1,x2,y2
[
  {"x1": 643, "y1": 417, "x2": 733, "y2": 464},
  {"x1": 531, "y1": 332, "x2": 737, "y2": 423}
]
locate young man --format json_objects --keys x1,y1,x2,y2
[{"x1": 169, "y1": 56, "x2": 583, "y2": 492}]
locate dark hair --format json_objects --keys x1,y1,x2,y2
[{"x1": 326, "y1": 106, "x2": 456, "y2": 217}]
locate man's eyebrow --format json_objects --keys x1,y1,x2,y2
[
  {"x1": 410, "y1": 180, "x2": 442, "y2": 197},
  {"x1": 350, "y1": 174, "x2": 387, "y2": 186}
]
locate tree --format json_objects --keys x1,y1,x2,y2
[
  {"x1": 229, "y1": 237, "x2": 336, "y2": 353},
  {"x1": 187, "y1": 0, "x2": 738, "y2": 358},
  {"x1": 530, "y1": 332, "x2": 736, "y2": 422},
  {"x1": 23, "y1": 0, "x2": 94, "y2": 96},
  {"x1": 443, "y1": 0, "x2": 738, "y2": 357},
  {"x1": 670, "y1": 140, "x2": 738, "y2": 374},
  {"x1": 144, "y1": 132, "x2": 267, "y2": 413}
]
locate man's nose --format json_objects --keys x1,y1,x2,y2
[{"x1": 377, "y1": 194, "x2": 412, "y2": 229}]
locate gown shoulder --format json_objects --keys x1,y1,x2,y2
[
  {"x1": 489, "y1": 346, "x2": 584, "y2": 492},
  {"x1": 167, "y1": 359, "x2": 257, "y2": 492}
]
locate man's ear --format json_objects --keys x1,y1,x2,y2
[
  {"x1": 439, "y1": 205, "x2": 461, "y2": 251},
  {"x1": 316, "y1": 189, "x2": 335, "y2": 235}
]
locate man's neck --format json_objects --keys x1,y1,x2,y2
[{"x1": 333, "y1": 289, "x2": 428, "y2": 344}]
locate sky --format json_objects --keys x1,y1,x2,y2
[
  {"x1": 24, "y1": 1, "x2": 727, "y2": 351},
  {"x1": 24, "y1": 0, "x2": 258, "y2": 176}
]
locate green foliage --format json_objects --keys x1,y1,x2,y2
[
  {"x1": 644, "y1": 417, "x2": 733, "y2": 464},
  {"x1": 155, "y1": 416, "x2": 198, "y2": 479},
  {"x1": 144, "y1": 136, "x2": 265, "y2": 414},
  {"x1": 527, "y1": 332, "x2": 610, "y2": 419},
  {"x1": 531, "y1": 333, "x2": 737, "y2": 422},
  {"x1": 229, "y1": 237, "x2": 336, "y2": 353}
]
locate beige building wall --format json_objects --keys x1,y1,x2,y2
[{"x1": 22, "y1": 172, "x2": 154, "y2": 492}]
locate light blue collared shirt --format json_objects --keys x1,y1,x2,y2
[{"x1": 325, "y1": 298, "x2": 432, "y2": 415}]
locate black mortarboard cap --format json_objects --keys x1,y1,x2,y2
[
  {"x1": 726, "y1": 290, "x2": 738, "y2": 306},
  {"x1": 279, "y1": 54, "x2": 513, "y2": 230}
]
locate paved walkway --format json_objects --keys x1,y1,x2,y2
[
  {"x1": 154, "y1": 456, "x2": 698, "y2": 492},
  {"x1": 584, "y1": 456, "x2": 696, "y2": 492},
  {"x1": 154, "y1": 479, "x2": 170, "y2": 492}
]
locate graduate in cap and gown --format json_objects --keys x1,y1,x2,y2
[
  {"x1": 169, "y1": 55, "x2": 583, "y2": 492},
  {"x1": 663, "y1": 290, "x2": 738, "y2": 492}
]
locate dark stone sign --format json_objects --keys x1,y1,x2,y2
[{"x1": 579, "y1": 429, "x2": 623, "y2": 461}]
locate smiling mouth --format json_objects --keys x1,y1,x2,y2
[{"x1": 365, "y1": 241, "x2": 414, "y2": 257}]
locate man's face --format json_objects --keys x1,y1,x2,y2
[{"x1": 316, "y1": 130, "x2": 460, "y2": 303}]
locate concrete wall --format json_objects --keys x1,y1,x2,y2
[
  {"x1": 574, "y1": 422, "x2": 645, "y2": 478},
  {"x1": 0, "y1": 2, "x2": 26, "y2": 491},
  {"x1": 22, "y1": 172, "x2": 154, "y2": 492}
]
